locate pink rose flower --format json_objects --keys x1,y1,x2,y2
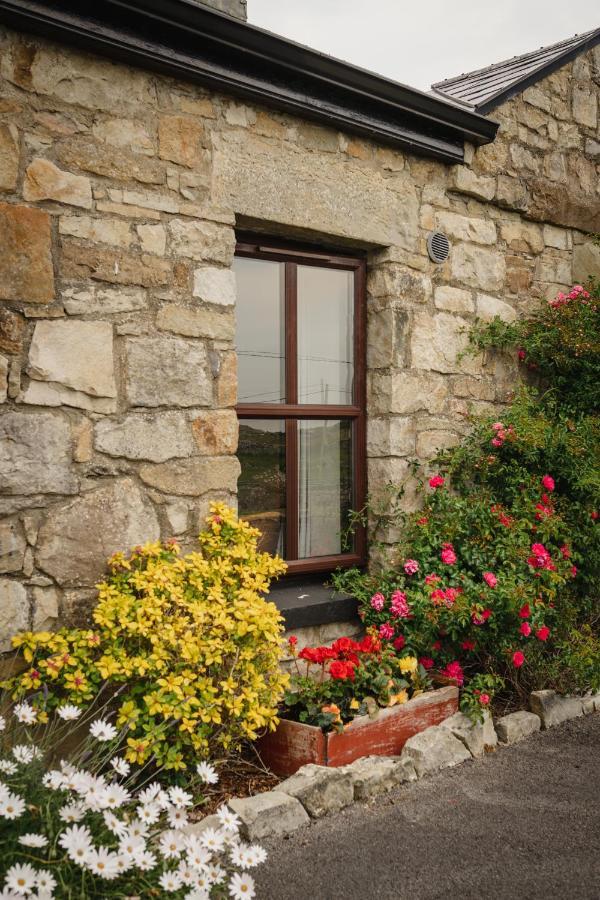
[
  {"x1": 479, "y1": 693, "x2": 490, "y2": 706},
  {"x1": 482, "y1": 572, "x2": 497, "y2": 588},
  {"x1": 491, "y1": 437, "x2": 504, "y2": 448},
  {"x1": 429, "y1": 475, "x2": 445, "y2": 489},
  {"x1": 440, "y1": 543, "x2": 457, "y2": 565},
  {"x1": 536, "y1": 625, "x2": 550, "y2": 642},
  {"x1": 541, "y1": 475, "x2": 555, "y2": 492},
  {"x1": 370, "y1": 592, "x2": 385, "y2": 611},
  {"x1": 404, "y1": 559, "x2": 419, "y2": 576},
  {"x1": 512, "y1": 650, "x2": 525, "y2": 668},
  {"x1": 520, "y1": 622, "x2": 531, "y2": 637}
]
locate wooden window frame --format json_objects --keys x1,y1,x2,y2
[{"x1": 235, "y1": 238, "x2": 367, "y2": 576}]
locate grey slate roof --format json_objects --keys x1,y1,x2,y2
[{"x1": 431, "y1": 27, "x2": 600, "y2": 113}]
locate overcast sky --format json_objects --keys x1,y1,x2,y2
[{"x1": 248, "y1": 1, "x2": 598, "y2": 91}]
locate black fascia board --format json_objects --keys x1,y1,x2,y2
[{"x1": 0, "y1": 0, "x2": 497, "y2": 163}]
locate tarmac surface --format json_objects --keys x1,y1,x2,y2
[{"x1": 256, "y1": 713, "x2": 600, "y2": 900}]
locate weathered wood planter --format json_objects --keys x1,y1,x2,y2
[{"x1": 257, "y1": 685, "x2": 458, "y2": 775}]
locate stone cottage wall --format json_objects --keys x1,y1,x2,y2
[{"x1": 0, "y1": 26, "x2": 598, "y2": 645}]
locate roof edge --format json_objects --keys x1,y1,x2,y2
[
  {"x1": 0, "y1": 0, "x2": 497, "y2": 162},
  {"x1": 433, "y1": 27, "x2": 600, "y2": 114}
]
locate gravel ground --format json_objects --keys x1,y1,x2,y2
[{"x1": 255, "y1": 713, "x2": 600, "y2": 900}]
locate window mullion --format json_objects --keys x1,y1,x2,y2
[{"x1": 285, "y1": 262, "x2": 299, "y2": 560}]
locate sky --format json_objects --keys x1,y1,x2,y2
[{"x1": 248, "y1": 1, "x2": 599, "y2": 91}]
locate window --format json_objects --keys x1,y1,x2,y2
[{"x1": 234, "y1": 239, "x2": 366, "y2": 575}]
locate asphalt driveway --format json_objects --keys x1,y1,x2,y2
[{"x1": 256, "y1": 713, "x2": 600, "y2": 900}]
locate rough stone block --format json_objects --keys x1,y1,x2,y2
[
  {"x1": 401, "y1": 725, "x2": 471, "y2": 777},
  {"x1": 345, "y1": 755, "x2": 416, "y2": 801},
  {"x1": 157, "y1": 304, "x2": 234, "y2": 341},
  {"x1": 170, "y1": 220, "x2": 234, "y2": 265},
  {"x1": 573, "y1": 242, "x2": 600, "y2": 283},
  {"x1": 529, "y1": 690, "x2": 584, "y2": 729},
  {"x1": 192, "y1": 410, "x2": 238, "y2": 455},
  {"x1": 27, "y1": 320, "x2": 116, "y2": 402},
  {"x1": 411, "y1": 311, "x2": 478, "y2": 375},
  {"x1": 59, "y1": 215, "x2": 133, "y2": 248},
  {"x1": 476, "y1": 294, "x2": 517, "y2": 322},
  {"x1": 0, "y1": 412, "x2": 77, "y2": 496},
  {"x1": 229, "y1": 791, "x2": 309, "y2": 840},
  {"x1": 57, "y1": 136, "x2": 164, "y2": 185},
  {"x1": 139, "y1": 456, "x2": 240, "y2": 496},
  {"x1": 193, "y1": 267, "x2": 236, "y2": 305},
  {"x1": 0, "y1": 202, "x2": 54, "y2": 303},
  {"x1": 61, "y1": 241, "x2": 171, "y2": 288},
  {"x1": 0, "y1": 309, "x2": 26, "y2": 355},
  {"x1": 449, "y1": 166, "x2": 495, "y2": 201},
  {"x1": 0, "y1": 123, "x2": 19, "y2": 192},
  {"x1": 440, "y1": 711, "x2": 497, "y2": 758},
  {"x1": 435, "y1": 210, "x2": 496, "y2": 245},
  {"x1": 0, "y1": 579, "x2": 28, "y2": 652},
  {"x1": 572, "y1": 86, "x2": 597, "y2": 129},
  {"x1": 36, "y1": 478, "x2": 159, "y2": 587},
  {"x1": 94, "y1": 412, "x2": 195, "y2": 462},
  {"x1": 92, "y1": 118, "x2": 154, "y2": 155},
  {"x1": 23, "y1": 158, "x2": 92, "y2": 209},
  {"x1": 278, "y1": 764, "x2": 354, "y2": 818},
  {"x1": 137, "y1": 224, "x2": 166, "y2": 255},
  {"x1": 0, "y1": 520, "x2": 26, "y2": 573},
  {"x1": 125, "y1": 336, "x2": 212, "y2": 408},
  {"x1": 159, "y1": 116, "x2": 205, "y2": 168},
  {"x1": 494, "y1": 710, "x2": 541, "y2": 744},
  {"x1": 62, "y1": 285, "x2": 147, "y2": 315},
  {"x1": 433, "y1": 286, "x2": 474, "y2": 314},
  {"x1": 450, "y1": 244, "x2": 506, "y2": 292},
  {"x1": 32, "y1": 585, "x2": 59, "y2": 631}
]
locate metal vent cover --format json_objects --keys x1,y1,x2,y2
[{"x1": 427, "y1": 231, "x2": 450, "y2": 264}]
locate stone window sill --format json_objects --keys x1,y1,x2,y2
[{"x1": 269, "y1": 578, "x2": 358, "y2": 630}]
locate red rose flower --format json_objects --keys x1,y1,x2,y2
[
  {"x1": 519, "y1": 604, "x2": 531, "y2": 619},
  {"x1": 461, "y1": 640, "x2": 476, "y2": 651},
  {"x1": 429, "y1": 475, "x2": 445, "y2": 489},
  {"x1": 482, "y1": 572, "x2": 497, "y2": 588},
  {"x1": 512, "y1": 650, "x2": 525, "y2": 668},
  {"x1": 541, "y1": 475, "x2": 555, "y2": 492},
  {"x1": 520, "y1": 622, "x2": 531, "y2": 637},
  {"x1": 536, "y1": 625, "x2": 550, "y2": 642}
]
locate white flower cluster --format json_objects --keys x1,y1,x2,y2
[{"x1": 0, "y1": 708, "x2": 265, "y2": 898}]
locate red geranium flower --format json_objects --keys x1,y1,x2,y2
[{"x1": 429, "y1": 475, "x2": 445, "y2": 489}]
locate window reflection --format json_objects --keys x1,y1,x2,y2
[
  {"x1": 237, "y1": 419, "x2": 286, "y2": 557},
  {"x1": 234, "y1": 257, "x2": 285, "y2": 403}
]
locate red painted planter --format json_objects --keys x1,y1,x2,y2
[{"x1": 257, "y1": 685, "x2": 458, "y2": 776}]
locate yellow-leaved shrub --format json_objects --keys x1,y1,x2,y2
[{"x1": 5, "y1": 505, "x2": 288, "y2": 770}]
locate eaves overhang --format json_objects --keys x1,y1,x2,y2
[{"x1": 0, "y1": 0, "x2": 498, "y2": 164}]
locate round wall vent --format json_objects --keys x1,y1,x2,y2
[{"x1": 427, "y1": 231, "x2": 450, "y2": 264}]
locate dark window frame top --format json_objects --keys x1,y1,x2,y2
[{"x1": 235, "y1": 238, "x2": 367, "y2": 576}]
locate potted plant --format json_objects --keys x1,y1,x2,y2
[{"x1": 257, "y1": 633, "x2": 457, "y2": 775}]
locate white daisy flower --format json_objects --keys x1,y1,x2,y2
[
  {"x1": 167, "y1": 805, "x2": 189, "y2": 830},
  {"x1": 57, "y1": 704, "x2": 82, "y2": 721},
  {"x1": 159, "y1": 829, "x2": 186, "y2": 859},
  {"x1": 85, "y1": 847, "x2": 120, "y2": 880},
  {"x1": 35, "y1": 869, "x2": 57, "y2": 896},
  {"x1": 113, "y1": 854, "x2": 133, "y2": 876},
  {"x1": 208, "y1": 863, "x2": 226, "y2": 884},
  {"x1": 0, "y1": 760, "x2": 17, "y2": 776},
  {"x1": 217, "y1": 803, "x2": 241, "y2": 833},
  {"x1": 12, "y1": 745, "x2": 34, "y2": 765},
  {"x1": 136, "y1": 802, "x2": 160, "y2": 825},
  {"x1": 228, "y1": 872, "x2": 256, "y2": 900},
  {"x1": 101, "y1": 783, "x2": 131, "y2": 809},
  {"x1": 5, "y1": 862, "x2": 38, "y2": 896},
  {"x1": 103, "y1": 810, "x2": 128, "y2": 839},
  {"x1": 43, "y1": 771, "x2": 65, "y2": 790},
  {"x1": 110, "y1": 756, "x2": 130, "y2": 777},
  {"x1": 195, "y1": 762, "x2": 219, "y2": 785},
  {"x1": 59, "y1": 802, "x2": 86, "y2": 823},
  {"x1": 199, "y1": 827, "x2": 225, "y2": 853},
  {"x1": 126, "y1": 819, "x2": 149, "y2": 839},
  {"x1": 136, "y1": 850, "x2": 157, "y2": 871},
  {"x1": 118, "y1": 833, "x2": 146, "y2": 860},
  {"x1": 160, "y1": 871, "x2": 184, "y2": 892},
  {"x1": 58, "y1": 824, "x2": 93, "y2": 864},
  {"x1": 18, "y1": 833, "x2": 48, "y2": 849},
  {"x1": 168, "y1": 786, "x2": 193, "y2": 809},
  {"x1": 89, "y1": 719, "x2": 118, "y2": 742},
  {"x1": 248, "y1": 845, "x2": 267, "y2": 865},
  {"x1": 176, "y1": 862, "x2": 198, "y2": 886},
  {"x1": 185, "y1": 890, "x2": 210, "y2": 900},
  {"x1": 186, "y1": 843, "x2": 211, "y2": 872},
  {"x1": 191, "y1": 870, "x2": 214, "y2": 892},
  {"x1": 230, "y1": 843, "x2": 254, "y2": 870},
  {"x1": 0, "y1": 791, "x2": 26, "y2": 820},
  {"x1": 137, "y1": 782, "x2": 162, "y2": 805},
  {"x1": 13, "y1": 703, "x2": 37, "y2": 726}
]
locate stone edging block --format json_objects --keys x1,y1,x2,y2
[{"x1": 185, "y1": 692, "x2": 597, "y2": 841}]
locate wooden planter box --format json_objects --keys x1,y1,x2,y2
[{"x1": 257, "y1": 685, "x2": 458, "y2": 776}]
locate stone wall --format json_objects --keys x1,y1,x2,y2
[{"x1": 0, "y1": 26, "x2": 598, "y2": 644}]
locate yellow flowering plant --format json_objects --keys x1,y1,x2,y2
[{"x1": 4, "y1": 505, "x2": 288, "y2": 770}]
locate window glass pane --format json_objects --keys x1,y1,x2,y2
[
  {"x1": 238, "y1": 419, "x2": 286, "y2": 557},
  {"x1": 298, "y1": 419, "x2": 353, "y2": 558},
  {"x1": 297, "y1": 266, "x2": 354, "y2": 405},
  {"x1": 234, "y1": 257, "x2": 285, "y2": 403}
]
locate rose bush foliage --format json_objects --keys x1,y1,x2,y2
[{"x1": 335, "y1": 279, "x2": 600, "y2": 708}]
